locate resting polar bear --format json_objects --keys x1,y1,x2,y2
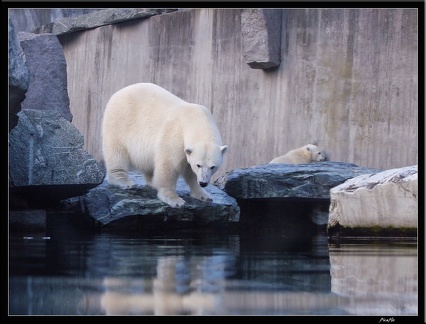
[
  {"x1": 102, "y1": 83, "x2": 228, "y2": 208},
  {"x1": 269, "y1": 144, "x2": 326, "y2": 164}
]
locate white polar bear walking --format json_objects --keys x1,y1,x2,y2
[
  {"x1": 269, "y1": 144, "x2": 326, "y2": 164},
  {"x1": 102, "y1": 83, "x2": 228, "y2": 208}
]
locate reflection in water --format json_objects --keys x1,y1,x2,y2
[
  {"x1": 8, "y1": 224, "x2": 418, "y2": 316},
  {"x1": 101, "y1": 256, "x2": 220, "y2": 315},
  {"x1": 329, "y1": 243, "x2": 418, "y2": 315}
]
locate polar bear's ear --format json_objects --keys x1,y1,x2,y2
[
  {"x1": 220, "y1": 145, "x2": 228, "y2": 154},
  {"x1": 184, "y1": 147, "x2": 193, "y2": 155}
]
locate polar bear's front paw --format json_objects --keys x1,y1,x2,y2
[
  {"x1": 107, "y1": 176, "x2": 136, "y2": 189},
  {"x1": 157, "y1": 190, "x2": 186, "y2": 208},
  {"x1": 121, "y1": 181, "x2": 137, "y2": 189},
  {"x1": 191, "y1": 189, "x2": 213, "y2": 203},
  {"x1": 202, "y1": 196, "x2": 213, "y2": 203}
]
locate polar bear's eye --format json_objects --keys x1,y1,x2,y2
[
  {"x1": 210, "y1": 166, "x2": 215, "y2": 170},
  {"x1": 197, "y1": 164, "x2": 201, "y2": 168}
]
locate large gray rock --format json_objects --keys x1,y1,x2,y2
[
  {"x1": 32, "y1": 8, "x2": 179, "y2": 35},
  {"x1": 9, "y1": 18, "x2": 30, "y2": 131},
  {"x1": 9, "y1": 9, "x2": 104, "y2": 32},
  {"x1": 328, "y1": 165, "x2": 417, "y2": 231},
  {"x1": 215, "y1": 162, "x2": 382, "y2": 200},
  {"x1": 18, "y1": 32, "x2": 72, "y2": 122},
  {"x1": 83, "y1": 173, "x2": 240, "y2": 230},
  {"x1": 241, "y1": 9, "x2": 282, "y2": 69},
  {"x1": 9, "y1": 109, "x2": 105, "y2": 187}
]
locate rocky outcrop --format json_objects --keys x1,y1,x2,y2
[
  {"x1": 328, "y1": 165, "x2": 418, "y2": 235},
  {"x1": 32, "y1": 9, "x2": 179, "y2": 35},
  {"x1": 9, "y1": 9, "x2": 104, "y2": 32},
  {"x1": 18, "y1": 32, "x2": 72, "y2": 122},
  {"x1": 241, "y1": 9, "x2": 282, "y2": 69},
  {"x1": 8, "y1": 18, "x2": 30, "y2": 131},
  {"x1": 9, "y1": 109, "x2": 105, "y2": 207},
  {"x1": 215, "y1": 162, "x2": 382, "y2": 200},
  {"x1": 78, "y1": 173, "x2": 240, "y2": 230}
]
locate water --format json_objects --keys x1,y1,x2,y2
[{"x1": 8, "y1": 214, "x2": 418, "y2": 316}]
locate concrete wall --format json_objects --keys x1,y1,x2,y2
[{"x1": 58, "y1": 8, "x2": 418, "y2": 179}]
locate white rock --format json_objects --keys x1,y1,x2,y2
[{"x1": 328, "y1": 165, "x2": 417, "y2": 228}]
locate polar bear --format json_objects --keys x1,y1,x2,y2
[
  {"x1": 269, "y1": 144, "x2": 326, "y2": 164},
  {"x1": 102, "y1": 83, "x2": 228, "y2": 208}
]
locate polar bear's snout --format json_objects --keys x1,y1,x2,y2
[
  {"x1": 317, "y1": 151, "x2": 326, "y2": 161},
  {"x1": 197, "y1": 166, "x2": 212, "y2": 187}
]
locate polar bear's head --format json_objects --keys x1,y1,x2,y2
[
  {"x1": 185, "y1": 144, "x2": 228, "y2": 187},
  {"x1": 306, "y1": 144, "x2": 326, "y2": 162}
]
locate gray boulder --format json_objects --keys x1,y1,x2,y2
[
  {"x1": 18, "y1": 32, "x2": 72, "y2": 122},
  {"x1": 32, "y1": 8, "x2": 179, "y2": 35},
  {"x1": 9, "y1": 109, "x2": 105, "y2": 207},
  {"x1": 215, "y1": 161, "x2": 382, "y2": 200},
  {"x1": 9, "y1": 9, "x2": 104, "y2": 32},
  {"x1": 82, "y1": 173, "x2": 240, "y2": 231},
  {"x1": 241, "y1": 9, "x2": 282, "y2": 69},
  {"x1": 9, "y1": 18, "x2": 30, "y2": 131}
]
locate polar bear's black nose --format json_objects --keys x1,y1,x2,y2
[{"x1": 199, "y1": 182, "x2": 208, "y2": 187}]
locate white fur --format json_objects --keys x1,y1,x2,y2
[
  {"x1": 102, "y1": 83, "x2": 227, "y2": 207},
  {"x1": 269, "y1": 144, "x2": 326, "y2": 164}
]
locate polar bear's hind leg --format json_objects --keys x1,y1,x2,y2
[{"x1": 106, "y1": 168, "x2": 136, "y2": 189}]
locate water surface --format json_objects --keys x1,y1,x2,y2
[{"x1": 9, "y1": 217, "x2": 418, "y2": 316}]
